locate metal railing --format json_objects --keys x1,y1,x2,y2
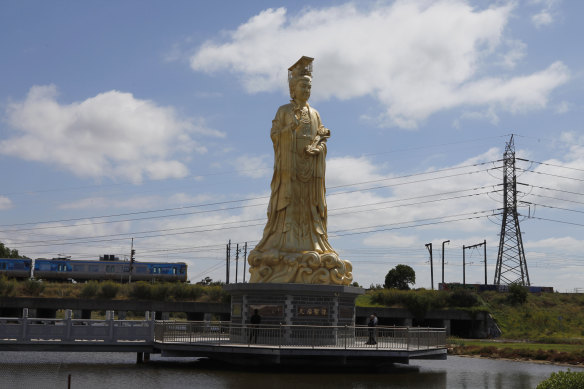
[
  {"x1": 0, "y1": 317, "x2": 153, "y2": 344},
  {"x1": 155, "y1": 321, "x2": 446, "y2": 351}
]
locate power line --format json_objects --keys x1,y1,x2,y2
[
  {"x1": 517, "y1": 168, "x2": 584, "y2": 183},
  {"x1": 0, "y1": 161, "x2": 500, "y2": 230},
  {"x1": 3, "y1": 187, "x2": 498, "y2": 246},
  {"x1": 518, "y1": 158, "x2": 584, "y2": 173}
]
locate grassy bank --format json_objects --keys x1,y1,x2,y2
[
  {"x1": 358, "y1": 287, "x2": 584, "y2": 364},
  {"x1": 480, "y1": 291, "x2": 584, "y2": 341},
  {"x1": 449, "y1": 338, "x2": 584, "y2": 365},
  {"x1": 0, "y1": 277, "x2": 229, "y2": 303}
]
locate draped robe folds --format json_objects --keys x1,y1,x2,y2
[{"x1": 248, "y1": 102, "x2": 353, "y2": 285}]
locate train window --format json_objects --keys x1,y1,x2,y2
[
  {"x1": 0, "y1": 263, "x2": 5, "y2": 270},
  {"x1": 172, "y1": 268, "x2": 177, "y2": 274},
  {"x1": 136, "y1": 267, "x2": 147, "y2": 273},
  {"x1": 73, "y1": 265, "x2": 84, "y2": 271},
  {"x1": 89, "y1": 265, "x2": 99, "y2": 272},
  {"x1": 180, "y1": 268, "x2": 185, "y2": 274},
  {"x1": 106, "y1": 265, "x2": 115, "y2": 273}
]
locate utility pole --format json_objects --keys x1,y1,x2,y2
[
  {"x1": 463, "y1": 241, "x2": 487, "y2": 286},
  {"x1": 235, "y1": 243, "x2": 240, "y2": 283},
  {"x1": 441, "y1": 240, "x2": 450, "y2": 287},
  {"x1": 495, "y1": 135, "x2": 530, "y2": 286},
  {"x1": 462, "y1": 245, "x2": 466, "y2": 285},
  {"x1": 243, "y1": 242, "x2": 248, "y2": 283},
  {"x1": 425, "y1": 243, "x2": 433, "y2": 290},
  {"x1": 129, "y1": 238, "x2": 135, "y2": 284},
  {"x1": 225, "y1": 240, "x2": 231, "y2": 284},
  {"x1": 483, "y1": 239, "x2": 487, "y2": 286}
]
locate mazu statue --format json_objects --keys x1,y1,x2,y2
[{"x1": 248, "y1": 56, "x2": 353, "y2": 286}]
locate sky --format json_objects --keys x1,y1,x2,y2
[{"x1": 1, "y1": 0, "x2": 583, "y2": 292}]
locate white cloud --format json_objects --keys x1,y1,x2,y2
[
  {"x1": 530, "y1": 0, "x2": 560, "y2": 28},
  {"x1": 190, "y1": 1, "x2": 569, "y2": 128},
  {"x1": 233, "y1": 155, "x2": 271, "y2": 179},
  {"x1": 0, "y1": 196, "x2": 12, "y2": 210},
  {"x1": 497, "y1": 39, "x2": 527, "y2": 68},
  {"x1": 327, "y1": 157, "x2": 387, "y2": 187},
  {"x1": 532, "y1": 10, "x2": 553, "y2": 27},
  {"x1": 527, "y1": 236, "x2": 582, "y2": 253},
  {"x1": 1, "y1": 85, "x2": 224, "y2": 183},
  {"x1": 555, "y1": 101, "x2": 570, "y2": 114},
  {"x1": 363, "y1": 233, "x2": 419, "y2": 247}
]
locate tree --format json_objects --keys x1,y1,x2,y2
[
  {"x1": 0, "y1": 242, "x2": 23, "y2": 259},
  {"x1": 384, "y1": 264, "x2": 416, "y2": 290}
]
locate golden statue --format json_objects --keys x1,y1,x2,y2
[{"x1": 248, "y1": 57, "x2": 353, "y2": 285}]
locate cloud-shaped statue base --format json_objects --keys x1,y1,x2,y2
[{"x1": 248, "y1": 249, "x2": 353, "y2": 286}]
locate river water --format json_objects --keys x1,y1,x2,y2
[{"x1": 0, "y1": 352, "x2": 581, "y2": 389}]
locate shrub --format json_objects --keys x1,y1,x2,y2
[
  {"x1": 369, "y1": 289, "x2": 450, "y2": 318},
  {"x1": 99, "y1": 281, "x2": 120, "y2": 299},
  {"x1": 80, "y1": 281, "x2": 99, "y2": 298},
  {"x1": 21, "y1": 279, "x2": 45, "y2": 296},
  {"x1": 129, "y1": 281, "x2": 152, "y2": 300},
  {"x1": 449, "y1": 289, "x2": 479, "y2": 308},
  {"x1": 151, "y1": 283, "x2": 171, "y2": 301},
  {"x1": 537, "y1": 370, "x2": 584, "y2": 389},
  {"x1": 170, "y1": 283, "x2": 204, "y2": 301},
  {"x1": 507, "y1": 283, "x2": 528, "y2": 305},
  {"x1": 0, "y1": 276, "x2": 16, "y2": 297},
  {"x1": 204, "y1": 285, "x2": 229, "y2": 303}
]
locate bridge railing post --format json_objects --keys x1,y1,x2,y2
[
  {"x1": 106, "y1": 310, "x2": 115, "y2": 343},
  {"x1": 21, "y1": 308, "x2": 29, "y2": 343},
  {"x1": 149, "y1": 312, "x2": 156, "y2": 343},
  {"x1": 65, "y1": 309, "x2": 72, "y2": 342}
]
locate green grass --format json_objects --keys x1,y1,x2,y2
[
  {"x1": 456, "y1": 339, "x2": 584, "y2": 353},
  {"x1": 358, "y1": 288, "x2": 584, "y2": 342},
  {"x1": 355, "y1": 294, "x2": 385, "y2": 307},
  {"x1": 481, "y1": 291, "x2": 584, "y2": 341}
]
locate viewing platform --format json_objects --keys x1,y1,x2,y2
[
  {"x1": 156, "y1": 321, "x2": 447, "y2": 367},
  {"x1": 0, "y1": 315, "x2": 447, "y2": 367}
]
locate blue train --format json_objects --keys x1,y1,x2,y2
[
  {"x1": 0, "y1": 258, "x2": 32, "y2": 280},
  {"x1": 0, "y1": 257, "x2": 187, "y2": 283}
]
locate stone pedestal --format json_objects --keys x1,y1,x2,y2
[{"x1": 224, "y1": 283, "x2": 364, "y2": 344}]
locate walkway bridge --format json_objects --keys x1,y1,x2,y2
[{"x1": 0, "y1": 315, "x2": 447, "y2": 366}]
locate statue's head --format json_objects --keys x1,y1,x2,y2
[{"x1": 288, "y1": 56, "x2": 313, "y2": 100}]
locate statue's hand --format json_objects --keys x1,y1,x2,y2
[{"x1": 305, "y1": 145, "x2": 320, "y2": 155}]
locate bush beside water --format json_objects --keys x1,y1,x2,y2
[{"x1": 537, "y1": 370, "x2": 584, "y2": 389}]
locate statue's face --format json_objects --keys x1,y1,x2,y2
[{"x1": 294, "y1": 78, "x2": 311, "y2": 101}]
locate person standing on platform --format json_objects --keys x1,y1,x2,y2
[
  {"x1": 366, "y1": 314, "x2": 377, "y2": 345},
  {"x1": 249, "y1": 309, "x2": 261, "y2": 344}
]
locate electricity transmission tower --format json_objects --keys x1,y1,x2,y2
[{"x1": 494, "y1": 135, "x2": 530, "y2": 286}]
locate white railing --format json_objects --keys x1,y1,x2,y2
[
  {"x1": 0, "y1": 318, "x2": 446, "y2": 351},
  {"x1": 154, "y1": 321, "x2": 447, "y2": 351},
  {"x1": 0, "y1": 317, "x2": 153, "y2": 344}
]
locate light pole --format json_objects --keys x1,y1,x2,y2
[{"x1": 442, "y1": 240, "x2": 450, "y2": 287}]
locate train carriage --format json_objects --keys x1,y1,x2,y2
[
  {"x1": 33, "y1": 258, "x2": 187, "y2": 283},
  {"x1": 0, "y1": 258, "x2": 33, "y2": 279}
]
